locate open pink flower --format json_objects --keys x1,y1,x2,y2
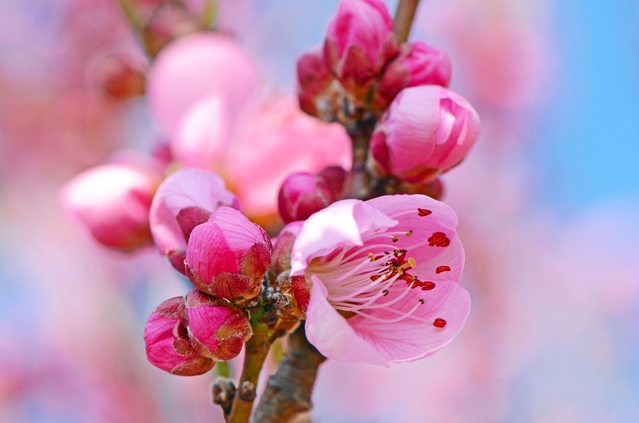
[
  {"x1": 60, "y1": 163, "x2": 161, "y2": 251},
  {"x1": 290, "y1": 195, "x2": 470, "y2": 366},
  {"x1": 149, "y1": 168, "x2": 241, "y2": 274}
]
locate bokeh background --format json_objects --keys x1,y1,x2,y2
[{"x1": 1, "y1": 0, "x2": 638, "y2": 422}]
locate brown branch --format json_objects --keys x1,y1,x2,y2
[
  {"x1": 345, "y1": 118, "x2": 377, "y2": 199},
  {"x1": 115, "y1": 0, "x2": 143, "y2": 32},
  {"x1": 393, "y1": 0, "x2": 422, "y2": 43},
  {"x1": 251, "y1": 325, "x2": 326, "y2": 423},
  {"x1": 227, "y1": 322, "x2": 270, "y2": 423}
]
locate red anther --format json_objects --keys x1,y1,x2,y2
[
  {"x1": 428, "y1": 232, "x2": 450, "y2": 247},
  {"x1": 420, "y1": 281, "x2": 436, "y2": 291},
  {"x1": 435, "y1": 266, "x2": 451, "y2": 274},
  {"x1": 433, "y1": 318, "x2": 446, "y2": 328},
  {"x1": 417, "y1": 208, "x2": 432, "y2": 217}
]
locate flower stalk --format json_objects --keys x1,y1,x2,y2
[{"x1": 393, "y1": 0, "x2": 422, "y2": 43}]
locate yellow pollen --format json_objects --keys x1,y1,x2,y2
[
  {"x1": 392, "y1": 236, "x2": 399, "y2": 242},
  {"x1": 419, "y1": 298, "x2": 425, "y2": 304},
  {"x1": 406, "y1": 230, "x2": 413, "y2": 236},
  {"x1": 368, "y1": 253, "x2": 375, "y2": 261},
  {"x1": 408, "y1": 257, "x2": 416, "y2": 268},
  {"x1": 383, "y1": 290, "x2": 389, "y2": 296}
]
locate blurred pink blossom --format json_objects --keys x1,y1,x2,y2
[{"x1": 60, "y1": 163, "x2": 162, "y2": 251}]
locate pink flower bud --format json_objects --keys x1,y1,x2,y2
[
  {"x1": 184, "y1": 289, "x2": 251, "y2": 361},
  {"x1": 89, "y1": 52, "x2": 147, "y2": 100},
  {"x1": 317, "y1": 165, "x2": 347, "y2": 200},
  {"x1": 144, "y1": 296, "x2": 215, "y2": 376},
  {"x1": 368, "y1": 86, "x2": 480, "y2": 183},
  {"x1": 296, "y1": 46, "x2": 336, "y2": 118},
  {"x1": 278, "y1": 172, "x2": 335, "y2": 224},
  {"x1": 323, "y1": 0, "x2": 398, "y2": 96},
  {"x1": 60, "y1": 164, "x2": 161, "y2": 251},
  {"x1": 374, "y1": 41, "x2": 452, "y2": 110},
  {"x1": 149, "y1": 169, "x2": 241, "y2": 275},
  {"x1": 270, "y1": 221, "x2": 303, "y2": 277},
  {"x1": 185, "y1": 207, "x2": 272, "y2": 300}
]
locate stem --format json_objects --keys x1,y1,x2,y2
[
  {"x1": 251, "y1": 325, "x2": 326, "y2": 423},
  {"x1": 227, "y1": 321, "x2": 270, "y2": 423},
  {"x1": 345, "y1": 119, "x2": 376, "y2": 199},
  {"x1": 115, "y1": 0, "x2": 143, "y2": 32},
  {"x1": 393, "y1": 0, "x2": 421, "y2": 43}
]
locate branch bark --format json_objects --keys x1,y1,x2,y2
[
  {"x1": 393, "y1": 0, "x2": 421, "y2": 43},
  {"x1": 251, "y1": 325, "x2": 326, "y2": 423}
]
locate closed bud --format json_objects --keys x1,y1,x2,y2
[
  {"x1": 185, "y1": 207, "x2": 273, "y2": 301},
  {"x1": 278, "y1": 172, "x2": 334, "y2": 224},
  {"x1": 90, "y1": 52, "x2": 147, "y2": 100},
  {"x1": 150, "y1": 169, "x2": 241, "y2": 275},
  {"x1": 323, "y1": 0, "x2": 398, "y2": 97},
  {"x1": 270, "y1": 221, "x2": 303, "y2": 276},
  {"x1": 60, "y1": 164, "x2": 160, "y2": 251},
  {"x1": 373, "y1": 41, "x2": 452, "y2": 111},
  {"x1": 142, "y1": 5, "x2": 201, "y2": 58},
  {"x1": 297, "y1": 46, "x2": 336, "y2": 118},
  {"x1": 368, "y1": 86, "x2": 480, "y2": 183},
  {"x1": 184, "y1": 289, "x2": 251, "y2": 362},
  {"x1": 144, "y1": 296, "x2": 215, "y2": 376},
  {"x1": 317, "y1": 165, "x2": 347, "y2": 200}
]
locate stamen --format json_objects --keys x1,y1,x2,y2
[
  {"x1": 433, "y1": 318, "x2": 446, "y2": 328},
  {"x1": 436, "y1": 266, "x2": 451, "y2": 274},
  {"x1": 418, "y1": 208, "x2": 432, "y2": 216},
  {"x1": 406, "y1": 230, "x2": 413, "y2": 236},
  {"x1": 348, "y1": 301, "x2": 424, "y2": 324}
]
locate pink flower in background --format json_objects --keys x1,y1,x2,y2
[
  {"x1": 290, "y1": 195, "x2": 470, "y2": 366},
  {"x1": 369, "y1": 85, "x2": 480, "y2": 183},
  {"x1": 146, "y1": 33, "x2": 259, "y2": 138},
  {"x1": 60, "y1": 163, "x2": 161, "y2": 251},
  {"x1": 225, "y1": 97, "x2": 351, "y2": 216},
  {"x1": 323, "y1": 0, "x2": 398, "y2": 95},
  {"x1": 149, "y1": 168, "x2": 241, "y2": 274},
  {"x1": 185, "y1": 207, "x2": 272, "y2": 300},
  {"x1": 374, "y1": 41, "x2": 452, "y2": 109}
]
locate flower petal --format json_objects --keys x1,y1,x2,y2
[
  {"x1": 290, "y1": 200, "x2": 397, "y2": 276},
  {"x1": 305, "y1": 276, "x2": 388, "y2": 366}
]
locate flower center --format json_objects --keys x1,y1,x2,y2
[{"x1": 307, "y1": 229, "x2": 437, "y2": 324}]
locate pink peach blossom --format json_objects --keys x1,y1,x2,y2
[
  {"x1": 60, "y1": 163, "x2": 161, "y2": 251},
  {"x1": 185, "y1": 207, "x2": 272, "y2": 300},
  {"x1": 147, "y1": 33, "x2": 259, "y2": 138},
  {"x1": 149, "y1": 168, "x2": 241, "y2": 274},
  {"x1": 323, "y1": 0, "x2": 398, "y2": 95},
  {"x1": 290, "y1": 195, "x2": 470, "y2": 366},
  {"x1": 368, "y1": 85, "x2": 480, "y2": 183}
]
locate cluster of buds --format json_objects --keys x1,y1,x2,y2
[
  {"x1": 144, "y1": 289, "x2": 251, "y2": 376},
  {"x1": 297, "y1": 0, "x2": 480, "y2": 192},
  {"x1": 297, "y1": 0, "x2": 452, "y2": 123},
  {"x1": 143, "y1": 169, "x2": 277, "y2": 375}
]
